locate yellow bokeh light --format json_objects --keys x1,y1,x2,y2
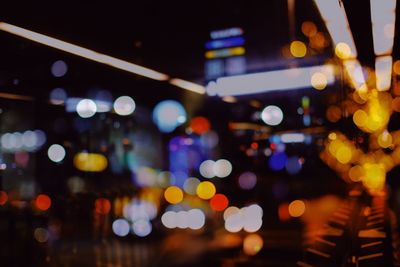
[
  {"x1": 196, "y1": 181, "x2": 216, "y2": 200},
  {"x1": 348, "y1": 165, "x2": 364, "y2": 182},
  {"x1": 328, "y1": 139, "x2": 342, "y2": 156},
  {"x1": 164, "y1": 186, "x2": 183, "y2": 204},
  {"x1": 363, "y1": 164, "x2": 385, "y2": 190},
  {"x1": 290, "y1": 41, "x2": 307, "y2": 58},
  {"x1": 353, "y1": 109, "x2": 368, "y2": 127},
  {"x1": 335, "y1": 42, "x2": 352, "y2": 59},
  {"x1": 311, "y1": 72, "x2": 328, "y2": 90},
  {"x1": 301, "y1": 21, "x2": 317, "y2": 37},
  {"x1": 328, "y1": 132, "x2": 337, "y2": 140},
  {"x1": 73, "y1": 152, "x2": 108, "y2": 172},
  {"x1": 243, "y1": 234, "x2": 263, "y2": 256},
  {"x1": 377, "y1": 131, "x2": 392, "y2": 148},
  {"x1": 336, "y1": 146, "x2": 352, "y2": 164},
  {"x1": 288, "y1": 200, "x2": 306, "y2": 217}
]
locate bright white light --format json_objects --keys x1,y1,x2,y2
[
  {"x1": 47, "y1": 144, "x2": 66, "y2": 163},
  {"x1": 343, "y1": 60, "x2": 367, "y2": 90},
  {"x1": 132, "y1": 219, "x2": 152, "y2": 237},
  {"x1": 280, "y1": 133, "x2": 306, "y2": 143},
  {"x1": 223, "y1": 204, "x2": 263, "y2": 233},
  {"x1": 213, "y1": 159, "x2": 232, "y2": 178},
  {"x1": 370, "y1": 0, "x2": 396, "y2": 55},
  {"x1": 51, "y1": 60, "x2": 68, "y2": 77},
  {"x1": 112, "y1": 219, "x2": 130, "y2": 237},
  {"x1": 223, "y1": 206, "x2": 240, "y2": 221},
  {"x1": 13, "y1": 132, "x2": 22, "y2": 149},
  {"x1": 161, "y1": 211, "x2": 177, "y2": 229},
  {"x1": 225, "y1": 212, "x2": 243, "y2": 233},
  {"x1": 187, "y1": 209, "x2": 206, "y2": 230},
  {"x1": 22, "y1": 130, "x2": 37, "y2": 148},
  {"x1": 176, "y1": 211, "x2": 189, "y2": 229},
  {"x1": 212, "y1": 65, "x2": 335, "y2": 96},
  {"x1": 199, "y1": 160, "x2": 216, "y2": 178},
  {"x1": 0, "y1": 23, "x2": 169, "y2": 81},
  {"x1": 123, "y1": 200, "x2": 157, "y2": 222},
  {"x1": 375, "y1": 56, "x2": 393, "y2": 91},
  {"x1": 76, "y1": 99, "x2": 97, "y2": 118},
  {"x1": 261, "y1": 105, "x2": 283, "y2": 126},
  {"x1": 113, "y1": 96, "x2": 136, "y2": 116}
]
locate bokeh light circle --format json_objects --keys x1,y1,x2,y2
[
  {"x1": 164, "y1": 186, "x2": 184, "y2": 204},
  {"x1": 76, "y1": 99, "x2": 97, "y2": 118},
  {"x1": 196, "y1": 181, "x2": 216, "y2": 200},
  {"x1": 113, "y1": 96, "x2": 136, "y2": 116},
  {"x1": 210, "y1": 194, "x2": 229, "y2": 211},
  {"x1": 213, "y1": 159, "x2": 232, "y2": 178},
  {"x1": 47, "y1": 144, "x2": 66, "y2": 163},
  {"x1": 261, "y1": 105, "x2": 283, "y2": 126},
  {"x1": 288, "y1": 200, "x2": 306, "y2": 217},
  {"x1": 238, "y1": 172, "x2": 257, "y2": 190},
  {"x1": 153, "y1": 100, "x2": 187, "y2": 133},
  {"x1": 112, "y1": 219, "x2": 130, "y2": 237},
  {"x1": 199, "y1": 160, "x2": 215, "y2": 178}
]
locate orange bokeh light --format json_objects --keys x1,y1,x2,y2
[
  {"x1": 210, "y1": 193, "x2": 229, "y2": 211},
  {"x1": 0, "y1": 191, "x2": 8, "y2": 205},
  {"x1": 35, "y1": 194, "x2": 52, "y2": 211},
  {"x1": 190, "y1": 116, "x2": 211, "y2": 135},
  {"x1": 95, "y1": 198, "x2": 111, "y2": 215}
]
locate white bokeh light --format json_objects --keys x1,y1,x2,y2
[
  {"x1": 112, "y1": 219, "x2": 130, "y2": 237},
  {"x1": 76, "y1": 99, "x2": 97, "y2": 118},
  {"x1": 261, "y1": 105, "x2": 283, "y2": 126},
  {"x1": 199, "y1": 160, "x2": 215, "y2": 178},
  {"x1": 114, "y1": 96, "x2": 136, "y2": 116},
  {"x1": 47, "y1": 144, "x2": 66, "y2": 163},
  {"x1": 213, "y1": 159, "x2": 232, "y2": 178},
  {"x1": 132, "y1": 219, "x2": 152, "y2": 237}
]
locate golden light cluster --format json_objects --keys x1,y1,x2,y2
[{"x1": 321, "y1": 87, "x2": 400, "y2": 192}]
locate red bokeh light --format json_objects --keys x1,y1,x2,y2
[
  {"x1": 190, "y1": 116, "x2": 211, "y2": 135},
  {"x1": 95, "y1": 198, "x2": 111, "y2": 215},
  {"x1": 35, "y1": 194, "x2": 52, "y2": 211},
  {"x1": 0, "y1": 191, "x2": 8, "y2": 205},
  {"x1": 210, "y1": 193, "x2": 229, "y2": 212}
]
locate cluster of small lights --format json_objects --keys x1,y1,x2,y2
[
  {"x1": 199, "y1": 159, "x2": 233, "y2": 178},
  {"x1": 161, "y1": 209, "x2": 205, "y2": 230},
  {"x1": 111, "y1": 196, "x2": 159, "y2": 238},
  {"x1": 224, "y1": 204, "x2": 263, "y2": 233},
  {"x1": 1, "y1": 130, "x2": 46, "y2": 152}
]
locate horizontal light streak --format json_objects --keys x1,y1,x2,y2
[
  {"x1": 205, "y1": 37, "x2": 245, "y2": 50},
  {"x1": 210, "y1": 28, "x2": 243, "y2": 40},
  {"x1": 280, "y1": 133, "x2": 306, "y2": 143},
  {"x1": 209, "y1": 65, "x2": 335, "y2": 96},
  {"x1": 205, "y1": 47, "x2": 245, "y2": 59},
  {"x1": 169, "y1": 78, "x2": 206, "y2": 94}
]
